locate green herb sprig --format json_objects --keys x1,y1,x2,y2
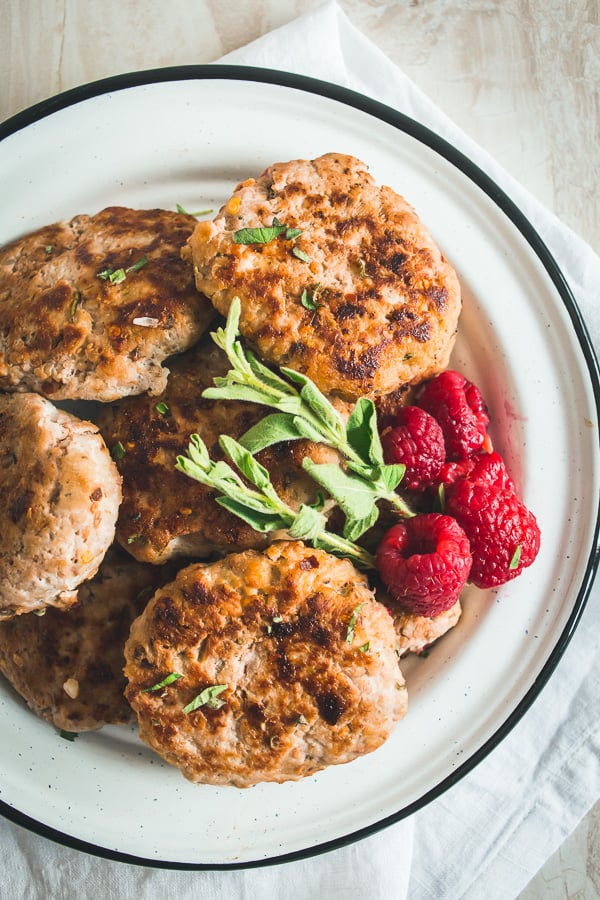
[
  {"x1": 200, "y1": 298, "x2": 413, "y2": 542},
  {"x1": 175, "y1": 433, "x2": 375, "y2": 570},
  {"x1": 97, "y1": 254, "x2": 148, "y2": 285}
]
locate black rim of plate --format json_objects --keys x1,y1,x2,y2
[{"x1": 1, "y1": 64, "x2": 599, "y2": 870}]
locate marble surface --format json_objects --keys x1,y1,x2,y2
[{"x1": 1, "y1": 1, "x2": 599, "y2": 896}]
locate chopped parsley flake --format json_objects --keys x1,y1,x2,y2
[
  {"x1": 143, "y1": 672, "x2": 184, "y2": 693},
  {"x1": 155, "y1": 401, "x2": 170, "y2": 416},
  {"x1": 110, "y1": 441, "x2": 126, "y2": 460},
  {"x1": 183, "y1": 684, "x2": 228, "y2": 713},
  {"x1": 300, "y1": 283, "x2": 321, "y2": 310},
  {"x1": 59, "y1": 730, "x2": 78, "y2": 741},
  {"x1": 97, "y1": 254, "x2": 148, "y2": 284},
  {"x1": 346, "y1": 602, "x2": 364, "y2": 643},
  {"x1": 233, "y1": 218, "x2": 303, "y2": 245},
  {"x1": 292, "y1": 247, "x2": 311, "y2": 264},
  {"x1": 509, "y1": 544, "x2": 522, "y2": 570}
]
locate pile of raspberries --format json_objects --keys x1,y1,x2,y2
[{"x1": 376, "y1": 370, "x2": 541, "y2": 618}]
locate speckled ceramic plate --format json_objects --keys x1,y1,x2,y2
[{"x1": 0, "y1": 67, "x2": 598, "y2": 869}]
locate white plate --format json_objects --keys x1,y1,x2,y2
[{"x1": 0, "y1": 67, "x2": 598, "y2": 868}]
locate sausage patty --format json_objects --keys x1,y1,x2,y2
[
  {"x1": 394, "y1": 600, "x2": 462, "y2": 657},
  {"x1": 124, "y1": 541, "x2": 407, "y2": 787},
  {"x1": 0, "y1": 548, "x2": 174, "y2": 732},
  {"x1": 184, "y1": 153, "x2": 461, "y2": 403},
  {"x1": 0, "y1": 207, "x2": 214, "y2": 400},
  {"x1": 97, "y1": 337, "x2": 339, "y2": 563},
  {"x1": 0, "y1": 392, "x2": 121, "y2": 617}
]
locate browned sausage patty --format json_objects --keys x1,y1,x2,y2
[
  {"x1": 0, "y1": 393, "x2": 121, "y2": 618},
  {"x1": 124, "y1": 542, "x2": 407, "y2": 787},
  {"x1": 394, "y1": 600, "x2": 462, "y2": 657},
  {"x1": 0, "y1": 548, "x2": 175, "y2": 732},
  {"x1": 0, "y1": 207, "x2": 214, "y2": 400},
  {"x1": 184, "y1": 153, "x2": 461, "y2": 403},
  {"x1": 96, "y1": 337, "x2": 339, "y2": 563}
]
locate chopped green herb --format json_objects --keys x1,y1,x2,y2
[
  {"x1": 292, "y1": 247, "x2": 311, "y2": 264},
  {"x1": 126, "y1": 254, "x2": 148, "y2": 273},
  {"x1": 59, "y1": 730, "x2": 78, "y2": 741},
  {"x1": 97, "y1": 267, "x2": 126, "y2": 284},
  {"x1": 183, "y1": 684, "x2": 228, "y2": 714},
  {"x1": 300, "y1": 283, "x2": 321, "y2": 310},
  {"x1": 509, "y1": 544, "x2": 522, "y2": 570},
  {"x1": 177, "y1": 298, "x2": 413, "y2": 555},
  {"x1": 176, "y1": 204, "x2": 213, "y2": 216},
  {"x1": 358, "y1": 641, "x2": 370, "y2": 653},
  {"x1": 272, "y1": 615, "x2": 283, "y2": 623},
  {"x1": 233, "y1": 218, "x2": 303, "y2": 245},
  {"x1": 346, "y1": 602, "x2": 365, "y2": 643},
  {"x1": 357, "y1": 257, "x2": 367, "y2": 277},
  {"x1": 69, "y1": 291, "x2": 82, "y2": 321},
  {"x1": 110, "y1": 441, "x2": 126, "y2": 460},
  {"x1": 143, "y1": 672, "x2": 184, "y2": 693},
  {"x1": 97, "y1": 255, "x2": 147, "y2": 284},
  {"x1": 33, "y1": 608, "x2": 47, "y2": 617},
  {"x1": 155, "y1": 401, "x2": 170, "y2": 416},
  {"x1": 45, "y1": 245, "x2": 53, "y2": 255},
  {"x1": 127, "y1": 534, "x2": 140, "y2": 545}
]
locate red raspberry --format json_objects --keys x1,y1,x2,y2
[
  {"x1": 437, "y1": 451, "x2": 515, "y2": 492},
  {"x1": 381, "y1": 406, "x2": 446, "y2": 491},
  {"x1": 375, "y1": 514, "x2": 472, "y2": 616},
  {"x1": 444, "y1": 480, "x2": 540, "y2": 588},
  {"x1": 417, "y1": 370, "x2": 490, "y2": 460}
]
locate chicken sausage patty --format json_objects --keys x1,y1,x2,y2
[
  {"x1": 0, "y1": 548, "x2": 174, "y2": 732},
  {"x1": 393, "y1": 599, "x2": 462, "y2": 657},
  {"x1": 124, "y1": 541, "x2": 407, "y2": 787},
  {"x1": 0, "y1": 393, "x2": 121, "y2": 617},
  {"x1": 184, "y1": 153, "x2": 461, "y2": 403},
  {"x1": 0, "y1": 206, "x2": 214, "y2": 400},
  {"x1": 97, "y1": 337, "x2": 338, "y2": 563}
]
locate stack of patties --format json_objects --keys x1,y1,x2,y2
[
  {"x1": 0, "y1": 154, "x2": 463, "y2": 782},
  {"x1": 0, "y1": 206, "x2": 215, "y2": 729}
]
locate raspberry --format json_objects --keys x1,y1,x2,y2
[
  {"x1": 381, "y1": 406, "x2": 446, "y2": 491},
  {"x1": 375, "y1": 514, "x2": 472, "y2": 616},
  {"x1": 417, "y1": 370, "x2": 490, "y2": 460},
  {"x1": 444, "y1": 480, "x2": 540, "y2": 588},
  {"x1": 437, "y1": 451, "x2": 515, "y2": 492}
]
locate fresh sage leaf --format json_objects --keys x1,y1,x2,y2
[
  {"x1": 287, "y1": 504, "x2": 327, "y2": 542},
  {"x1": 219, "y1": 436, "x2": 272, "y2": 491},
  {"x1": 345, "y1": 398, "x2": 384, "y2": 467},
  {"x1": 216, "y1": 498, "x2": 288, "y2": 532},
  {"x1": 240, "y1": 413, "x2": 303, "y2": 453}
]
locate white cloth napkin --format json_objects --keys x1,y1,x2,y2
[{"x1": 2, "y1": 4, "x2": 599, "y2": 899}]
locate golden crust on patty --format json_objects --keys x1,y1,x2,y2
[
  {"x1": 0, "y1": 548, "x2": 175, "y2": 732},
  {"x1": 96, "y1": 338, "x2": 339, "y2": 564},
  {"x1": 184, "y1": 153, "x2": 461, "y2": 402},
  {"x1": 124, "y1": 541, "x2": 407, "y2": 787},
  {"x1": 0, "y1": 207, "x2": 215, "y2": 400}
]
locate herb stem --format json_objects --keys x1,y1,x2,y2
[{"x1": 176, "y1": 435, "x2": 375, "y2": 570}]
